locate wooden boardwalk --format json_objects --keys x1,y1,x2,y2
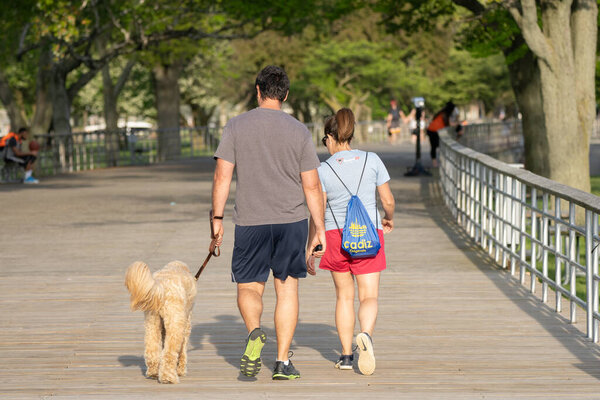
[{"x1": 1, "y1": 143, "x2": 600, "y2": 399}]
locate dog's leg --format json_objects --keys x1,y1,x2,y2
[
  {"x1": 158, "y1": 309, "x2": 185, "y2": 384},
  {"x1": 176, "y1": 314, "x2": 192, "y2": 376},
  {"x1": 144, "y1": 311, "x2": 162, "y2": 379}
]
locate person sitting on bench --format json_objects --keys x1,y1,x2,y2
[{"x1": 0, "y1": 127, "x2": 40, "y2": 184}]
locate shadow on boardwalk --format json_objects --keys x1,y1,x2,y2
[{"x1": 419, "y1": 175, "x2": 600, "y2": 381}]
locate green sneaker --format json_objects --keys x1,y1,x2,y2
[
  {"x1": 240, "y1": 328, "x2": 267, "y2": 377},
  {"x1": 272, "y1": 360, "x2": 300, "y2": 380}
]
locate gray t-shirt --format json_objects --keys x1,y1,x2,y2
[
  {"x1": 214, "y1": 107, "x2": 320, "y2": 226},
  {"x1": 318, "y1": 150, "x2": 390, "y2": 232}
]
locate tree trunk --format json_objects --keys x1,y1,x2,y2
[
  {"x1": 536, "y1": 1, "x2": 590, "y2": 193},
  {"x1": 102, "y1": 64, "x2": 120, "y2": 167},
  {"x1": 31, "y1": 48, "x2": 54, "y2": 135},
  {"x1": 572, "y1": 0, "x2": 597, "y2": 154},
  {"x1": 51, "y1": 67, "x2": 72, "y2": 136},
  {"x1": 153, "y1": 62, "x2": 182, "y2": 161},
  {"x1": 190, "y1": 103, "x2": 215, "y2": 127},
  {"x1": 505, "y1": 46, "x2": 547, "y2": 173},
  {"x1": 0, "y1": 68, "x2": 28, "y2": 132},
  {"x1": 506, "y1": 0, "x2": 595, "y2": 194}
]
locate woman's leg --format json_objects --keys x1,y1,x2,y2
[
  {"x1": 330, "y1": 271, "x2": 355, "y2": 355},
  {"x1": 355, "y1": 272, "x2": 380, "y2": 335}
]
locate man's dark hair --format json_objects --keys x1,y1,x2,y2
[
  {"x1": 255, "y1": 65, "x2": 289, "y2": 102},
  {"x1": 17, "y1": 127, "x2": 28, "y2": 134}
]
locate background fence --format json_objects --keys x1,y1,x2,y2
[
  {"x1": 439, "y1": 128, "x2": 600, "y2": 343},
  {"x1": 4, "y1": 120, "x2": 390, "y2": 178},
  {"x1": 29, "y1": 126, "x2": 220, "y2": 177}
]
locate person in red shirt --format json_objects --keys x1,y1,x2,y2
[{"x1": 426, "y1": 101, "x2": 456, "y2": 167}]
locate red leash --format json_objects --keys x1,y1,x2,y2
[{"x1": 195, "y1": 211, "x2": 221, "y2": 280}]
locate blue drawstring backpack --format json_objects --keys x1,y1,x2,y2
[{"x1": 325, "y1": 152, "x2": 381, "y2": 258}]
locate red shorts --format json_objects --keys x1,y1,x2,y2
[{"x1": 319, "y1": 229, "x2": 386, "y2": 275}]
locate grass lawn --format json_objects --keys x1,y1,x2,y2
[{"x1": 592, "y1": 176, "x2": 600, "y2": 196}]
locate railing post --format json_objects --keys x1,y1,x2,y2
[
  {"x1": 519, "y1": 182, "x2": 527, "y2": 285},
  {"x1": 502, "y1": 175, "x2": 509, "y2": 270},
  {"x1": 593, "y1": 213, "x2": 599, "y2": 343},
  {"x1": 555, "y1": 196, "x2": 562, "y2": 313},
  {"x1": 479, "y1": 164, "x2": 485, "y2": 245},
  {"x1": 530, "y1": 187, "x2": 538, "y2": 294},
  {"x1": 494, "y1": 171, "x2": 502, "y2": 262},
  {"x1": 569, "y1": 203, "x2": 577, "y2": 323},
  {"x1": 542, "y1": 193, "x2": 549, "y2": 303},
  {"x1": 586, "y1": 210, "x2": 593, "y2": 338}
]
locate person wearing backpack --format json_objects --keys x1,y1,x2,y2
[{"x1": 306, "y1": 108, "x2": 395, "y2": 375}]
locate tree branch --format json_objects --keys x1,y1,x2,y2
[
  {"x1": 114, "y1": 58, "x2": 136, "y2": 97},
  {"x1": 67, "y1": 68, "x2": 99, "y2": 101},
  {"x1": 452, "y1": 0, "x2": 485, "y2": 15},
  {"x1": 505, "y1": 0, "x2": 551, "y2": 65}
]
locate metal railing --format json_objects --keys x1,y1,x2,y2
[
  {"x1": 459, "y1": 120, "x2": 524, "y2": 163},
  {"x1": 439, "y1": 128, "x2": 600, "y2": 342},
  {"x1": 30, "y1": 126, "x2": 220, "y2": 177}
]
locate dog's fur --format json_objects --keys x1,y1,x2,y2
[{"x1": 125, "y1": 260, "x2": 197, "y2": 384}]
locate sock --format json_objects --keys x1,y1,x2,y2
[
  {"x1": 25, "y1": 170, "x2": 32, "y2": 179},
  {"x1": 276, "y1": 359, "x2": 290, "y2": 366}
]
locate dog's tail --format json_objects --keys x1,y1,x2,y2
[{"x1": 124, "y1": 261, "x2": 163, "y2": 312}]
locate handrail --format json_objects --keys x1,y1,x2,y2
[{"x1": 438, "y1": 128, "x2": 600, "y2": 342}]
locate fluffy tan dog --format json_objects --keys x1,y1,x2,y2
[{"x1": 125, "y1": 260, "x2": 197, "y2": 384}]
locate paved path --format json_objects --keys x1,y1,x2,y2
[{"x1": 1, "y1": 142, "x2": 599, "y2": 399}]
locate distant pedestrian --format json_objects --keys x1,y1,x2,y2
[
  {"x1": 211, "y1": 65, "x2": 326, "y2": 380},
  {"x1": 426, "y1": 101, "x2": 456, "y2": 167},
  {"x1": 307, "y1": 108, "x2": 395, "y2": 375},
  {"x1": 386, "y1": 99, "x2": 407, "y2": 144}
]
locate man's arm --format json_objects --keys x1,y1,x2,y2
[
  {"x1": 301, "y1": 168, "x2": 326, "y2": 257},
  {"x1": 211, "y1": 158, "x2": 234, "y2": 246}
]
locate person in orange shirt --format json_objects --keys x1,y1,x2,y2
[
  {"x1": 0, "y1": 127, "x2": 39, "y2": 183},
  {"x1": 426, "y1": 101, "x2": 456, "y2": 167}
]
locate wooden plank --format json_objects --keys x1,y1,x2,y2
[{"x1": 0, "y1": 143, "x2": 599, "y2": 399}]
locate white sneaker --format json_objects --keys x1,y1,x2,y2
[
  {"x1": 23, "y1": 176, "x2": 39, "y2": 184},
  {"x1": 356, "y1": 332, "x2": 376, "y2": 375}
]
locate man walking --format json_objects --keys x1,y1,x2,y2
[{"x1": 211, "y1": 65, "x2": 326, "y2": 380}]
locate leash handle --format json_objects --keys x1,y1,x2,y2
[{"x1": 196, "y1": 210, "x2": 221, "y2": 280}]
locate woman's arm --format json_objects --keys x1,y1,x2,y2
[{"x1": 377, "y1": 182, "x2": 395, "y2": 233}]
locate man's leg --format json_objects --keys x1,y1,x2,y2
[
  {"x1": 237, "y1": 281, "x2": 265, "y2": 333},
  {"x1": 273, "y1": 276, "x2": 298, "y2": 362},
  {"x1": 238, "y1": 281, "x2": 267, "y2": 377}
]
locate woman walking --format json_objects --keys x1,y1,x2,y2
[{"x1": 307, "y1": 108, "x2": 395, "y2": 375}]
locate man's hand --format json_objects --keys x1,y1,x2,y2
[
  {"x1": 307, "y1": 229, "x2": 326, "y2": 258},
  {"x1": 212, "y1": 219, "x2": 224, "y2": 248}
]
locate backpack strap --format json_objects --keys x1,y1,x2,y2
[
  {"x1": 355, "y1": 152, "x2": 369, "y2": 194},
  {"x1": 324, "y1": 161, "x2": 352, "y2": 196},
  {"x1": 324, "y1": 151, "x2": 369, "y2": 196},
  {"x1": 326, "y1": 198, "x2": 342, "y2": 233}
]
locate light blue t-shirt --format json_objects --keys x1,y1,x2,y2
[{"x1": 318, "y1": 150, "x2": 390, "y2": 232}]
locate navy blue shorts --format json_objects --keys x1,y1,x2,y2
[{"x1": 231, "y1": 219, "x2": 308, "y2": 283}]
